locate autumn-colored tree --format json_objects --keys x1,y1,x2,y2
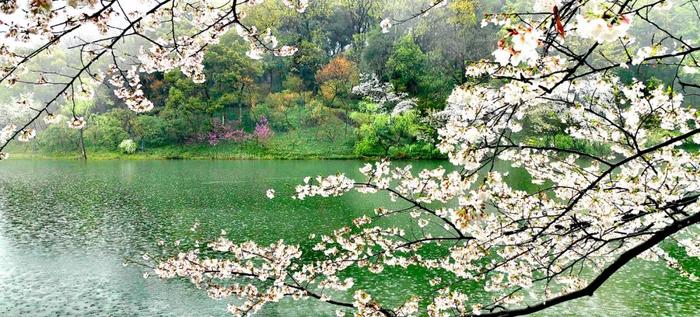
[
  {"x1": 315, "y1": 56, "x2": 360, "y2": 103},
  {"x1": 315, "y1": 56, "x2": 359, "y2": 136}
]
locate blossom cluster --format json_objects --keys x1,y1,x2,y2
[
  {"x1": 154, "y1": 238, "x2": 303, "y2": 316},
  {"x1": 294, "y1": 174, "x2": 355, "y2": 200},
  {"x1": 487, "y1": 1, "x2": 635, "y2": 69},
  {"x1": 575, "y1": 13, "x2": 631, "y2": 43},
  {"x1": 188, "y1": 116, "x2": 273, "y2": 146},
  {"x1": 492, "y1": 25, "x2": 543, "y2": 67},
  {"x1": 351, "y1": 74, "x2": 417, "y2": 114},
  {"x1": 109, "y1": 65, "x2": 154, "y2": 113}
]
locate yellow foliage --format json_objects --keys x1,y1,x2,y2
[
  {"x1": 316, "y1": 56, "x2": 359, "y2": 102},
  {"x1": 448, "y1": 0, "x2": 477, "y2": 26}
]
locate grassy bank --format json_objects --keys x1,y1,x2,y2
[
  {"x1": 10, "y1": 117, "x2": 445, "y2": 160},
  {"x1": 10, "y1": 127, "x2": 444, "y2": 160},
  {"x1": 16, "y1": 118, "x2": 697, "y2": 161},
  {"x1": 10, "y1": 149, "x2": 360, "y2": 160},
  {"x1": 12, "y1": 131, "x2": 698, "y2": 161},
  {"x1": 11, "y1": 131, "x2": 355, "y2": 161}
]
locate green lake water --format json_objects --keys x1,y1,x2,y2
[{"x1": 0, "y1": 160, "x2": 697, "y2": 316}]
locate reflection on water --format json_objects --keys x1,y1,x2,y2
[{"x1": 0, "y1": 160, "x2": 697, "y2": 316}]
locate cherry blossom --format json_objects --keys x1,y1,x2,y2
[
  {"x1": 68, "y1": 116, "x2": 86, "y2": 130},
  {"x1": 43, "y1": 113, "x2": 61, "y2": 125},
  {"x1": 274, "y1": 45, "x2": 299, "y2": 57},
  {"x1": 533, "y1": 0, "x2": 563, "y2": 13},
  {"x1": 380, "y1": 18, "x2": 392, "y2": 33},
  {"x1": 352, "y1": 74, "x2": 415, "y2": 111},
  {"x1": 0, "y1": 125, "x2": 16, "y2": 143},
  {"x1": 17, "y1": 128, "x2": 36, "y2": 142},
  {"x1": 150, "y1": 1, "x2": 700, "y2": 316},
  {"x1": 632, "y1": 45, "x2": 667, "y2": 65},
  {"x1": 1, "y1": 0, "x2": 699, "y2": 316},
  {"x1": 575, "y1": 14, "x2": 631, "y2": 43},
  {"x1": 492, "y1": 25, "x2": 543, "y2": 67}
]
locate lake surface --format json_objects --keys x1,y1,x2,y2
[{"x1": 0, "y1": 160, "x2": 698, "y2": 316}]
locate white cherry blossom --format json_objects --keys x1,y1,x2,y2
[{"x1": 68, "y1": 116, "x2": 86, "y2": 129}]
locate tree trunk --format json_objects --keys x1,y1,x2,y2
[
  {"x1": 78, "y1": 129, "x2": 87, "y2": 160},
  {"x1": 344, "y1": 108, "x2": 349, "y2": 138}
]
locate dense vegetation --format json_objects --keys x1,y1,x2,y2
[
  {"x1": 5, "y1": 0, "x2": 499, "y2": 159},
  {"x1": 5, "y1": 0, "x2": 698, "y2": 160}
]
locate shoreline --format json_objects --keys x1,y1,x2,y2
[
  {"x1": 8, "y1": 151, "x2": 441, "y2": 161},
  {"x1": 9, "y1": 152, "x2": 367, "y2": 161}
]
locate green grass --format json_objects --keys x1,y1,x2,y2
[
  {"x1": 10, "y1": 128, "x2": 366, "y2": 160},
  {"x1": 14, "y1": 127, "x2": 696, "y2": 161}
]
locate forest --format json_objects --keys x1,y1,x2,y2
[
  {"x1": 4, "y1": 0, "x2": 698, "y2": 160},
  {"x1": 0, "y1": 0, "x2": 494, "y2": 159}
]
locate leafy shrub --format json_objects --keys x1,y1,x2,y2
[
  {"x1": 36, "y1": 124, "x2": 79, "y2": 152},
  {"x1": 133, "y1": 115, "x2": 171, "y2": 146},
  {"x1": 303, "y1": 99, "x2": 344, "y2": 127},
  {"x1": 119, "y1": 139, "x2": 138, "y2": 154},
  {"x1": 84, "y1": 115, "x2": 129, "y2": 149},
  {"x1": 252, "y1": 91, "x2": 302, "y2": 130},
  {"x1": 351, "y1": 110, "x2": 428, "y2": 157}
]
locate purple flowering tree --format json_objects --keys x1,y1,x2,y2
[{"x1": 253, "y1": 116, "x2": 273, "y2": 143}]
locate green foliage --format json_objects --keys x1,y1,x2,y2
[
  {"x1": 84, "y1": 114, "x2": 129, "y2": 149},
  {"x1": 119, "y1": 139, "x2": 138, "y2": 154},
  {"x1": 524, "y1": 105, "x2": 568, "y2": 135},
  {"x1": 164, "y1": 72, "x2": 214, "y2": 114},
  {"x1": 292, "y1": 40, "x2": 329, "y2": 90},
  {"x1": 304, "y1": 99, "x2": 340, "y2": 125},
  {"x1": 525, "y1": 134, "x2": 612, "y2": 157},
  {"x1": 385, "y1": 34, "x2": 456, "y2": 109},
  {"x1": 253, "y1": 91, "x2": 304, "y2": 130},
  {"x1": 133, "y1": 115, "x2": 173, "y2": 147},
  {"x1": 36, "y1": 124, "x2": 80, "y2": 152},
  {"x1": 447, "y1": 0, "x2": 478, "y2": 26},
  {"x1": 361, "y1": 30, "x2": 395, "y2": 79},
  {"x1": 303, "y1": 99, "x2": 347, "y2": 142},
  {"x1": 351, "y1": 106, "x2": 437, "y2": 158},
  {"x1": 24, "y1": 0, "x2": 499, "y2": 160},
  {"x1": 386, "y1": 34, "x2": 427, "y2": 95}
]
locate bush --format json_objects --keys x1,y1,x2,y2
[
  {"x1": 351, "y1": 110, "x2": 428, "y2": 157},
  {"x1": 253, "y1": 91, "x2": 302, "y2": 130},
  {"x1": 303, "y1": 99, "x2": 345, "y2": 127},
  {"x1": 133, "y1": 115, "x2": 171, "y2": 146},
  {"x1": 84, "y1": 115, "x2": 129, "y2": 149},
  {"x1": 187, "y1": 118, "x2": 250, "y2": 146},
  {"x1": 36, "y1": 124, "x2": 80, "y2": 152},
  {"x1": 119, "y1": 139, "x2": 138, "y2": 154}
]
